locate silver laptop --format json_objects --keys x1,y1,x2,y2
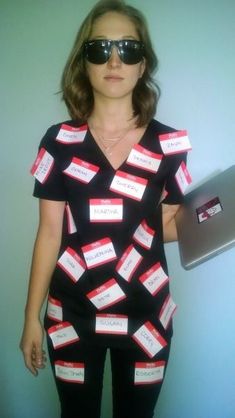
[{"x1": 175, "y1": 165, "x2": 235, "y2": 270}]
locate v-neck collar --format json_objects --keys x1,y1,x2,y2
[{"x1": 86, "y1": 121, "x2": 152, "y2": 171}]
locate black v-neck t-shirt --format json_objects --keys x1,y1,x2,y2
[{"x1": 32, "y1": 119, "x2": 187, "y2": 348}]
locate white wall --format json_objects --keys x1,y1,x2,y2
[{"x1": 1, "y1": 1, "x2": 235, "y2": 417}]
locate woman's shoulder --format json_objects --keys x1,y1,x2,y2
[{"x1": 150, "y1": 118, "x2": 177, "y2": 135}]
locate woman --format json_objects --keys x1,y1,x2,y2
[{"x1": 20, "y1": 1, "x2": 191, "y2": 417}]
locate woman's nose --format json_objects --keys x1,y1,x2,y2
[{"x1": 107, "y1": 46, "x2": 122, "y2": 67}]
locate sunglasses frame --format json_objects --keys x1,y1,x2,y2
[{"x1": 83, "y1": 39, "x2": 145, "y2": 65}]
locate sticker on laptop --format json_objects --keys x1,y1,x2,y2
[{"x1": 196, "y1": 197, "x2": 223, "y2": 223}]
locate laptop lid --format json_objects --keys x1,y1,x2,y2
[{"x1": 175, "y1": 165, "x2": 235, "y2": 270}]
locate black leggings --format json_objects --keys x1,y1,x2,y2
[{"x1": 47, "y1": 337, "x2": 171, "y2": 418}]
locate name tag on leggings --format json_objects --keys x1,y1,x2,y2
[
  {"x1": 55, "y1": 360, "x2": 85, "y2": 383},
  {"x1": 134, "y1": 361, "x2": 166, "y2": 385}
]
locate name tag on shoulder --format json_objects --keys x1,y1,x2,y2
[
  {"x1": 30, "y1": 148, "x2": 54, "y2": 184},
  {"x1": 159, "y1": 130, "x2": 192, "y2": 155},
  {"x1": 56, "y1": 124, "x2": 87, "y2": 144}
]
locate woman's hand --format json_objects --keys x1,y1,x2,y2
[{"x1": 20, "y1": 318, "x2": 47, "y2": 376}]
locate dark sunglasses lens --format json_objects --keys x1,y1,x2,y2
[
  {"x1": 85, "y1": 41, "x2": 110, "y2": 64},
  {"x1": 120, "y1": 41, "x2": 144, "y2": 64}
]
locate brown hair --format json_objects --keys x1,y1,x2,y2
[{"x1": 61, "y1": 0, "x2": 160, "y2": 126}]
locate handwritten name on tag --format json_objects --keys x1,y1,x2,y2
[
  {"x1": 95, "y1": 314, "x2": 128, "y2": 334},
  {"x1": 116, "y1": 244, "x2": 143, "y2": 282},
  {"x1": 48, "y1": 322, "x2": 79, "y2": 349},
  {"x1": 87, "y1": 278, "x2": 126, "y2": 310},
  {"x1": 134, "y1": 361, "x2": 165, "y2": 385},
  {"x1": 127, "y1": 144, "x2": 162, "y2": 173},
  {"x1": 63, "y1": 157, "x2": 99, "y2": 183},
  {"x1": 133, "y1": 219, "x2": 155, "y2": 250},
  {"x1": 159, "y1": 295, "x2": 177, "y2": 330},
  {"x1": 81, "y1": 237, "x2": 116, "y2": 269},
  {"x1": 55, "y1": 360, "x2": 85, "y2": 383},
  {"x1": 47, "y1": 296, "x2": 63, "y2": 322},
  {"x1": 139, "y1": 262, "x2": 169, "y2": 296},
  {"x1": 175, "y1": 161, "x2": 192, "y2": 194},
  {"x1": 56, "y1": 124, "x2": 87, "y2": 144},
  {"x1": 65, "y1": 204, "x2": 77, "y2": 234},
  {"x1": 30, "y1": 148, "x2": 54, "y2": 184},
  {"x1": 110, "y1": 170, "x2": 148, "y2": 201},
  {"x1": 159, "y1": 130, "x2": 192, "y2": 155},
  {"x1": 132, "y1": 321, "x2": 167, "y2": 358},
  {"x1": 89, "y1": 199, "x2": 123, "y2": 222},
  {"x1": 57, "y1": 247, "x2": 86, "y2": 283}
]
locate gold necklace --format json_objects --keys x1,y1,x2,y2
[{"x1": 89, "y1": 123, "x2": 136, "y2": 157}]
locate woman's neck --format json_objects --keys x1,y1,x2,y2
[{"x1": 88, "y1": 98, "x2": 135, "y2": 132}]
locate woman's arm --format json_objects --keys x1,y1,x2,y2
[
  {"x1": 20, "y1": 199, "x2": 65, "y2": 375},
  {"x1": 162, "y1": 203, "x2": 180, "y2": 243}
]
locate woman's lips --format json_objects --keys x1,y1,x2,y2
[{"x1": 104, "y1": 75, "x2": 124, "y2": 81}]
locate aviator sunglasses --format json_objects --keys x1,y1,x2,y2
[{"x1": 83, "y1": 39, "x2": 145, "y2": 65}]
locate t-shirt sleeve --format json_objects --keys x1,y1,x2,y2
[
  {"x1": 31, "y1": 125, "x2": 68, "y2": 201},
  {"x1": 162, "y1": 152, "x2": 188, "y2": 205}
]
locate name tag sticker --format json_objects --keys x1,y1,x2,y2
[
  {"x1": 95, "y1": 314, "x2": 128, "y2": 334},
  {"x1": 57, "y1": 247, "x2": 86, "y2": 283},
  {"x1": 110, "y1": 170, "x2": 148, "y2": 201},
  {"x1": 175, "y1": 161, "x2": 192, "y2": 194},
  {"x1": 30, "y1": 148, "x2": 54, "y2": 184},
  {"x1": 133, "y1": 220, "x2": 155, "y2": 250},
  {"x1": 116, "y1": 244, "x2": 143, "y2": 282},
  {"x1": 89, "y1": 199, "x2": 123, "y2": 222},
  {"x1": 139, "y1": 262, "x2": 169, "y2": 296},
  {"x1": 48, "y1": 322, "x2": 79, "y2": 349},
  {"x1": 196, "y1": 197, "x2": 222, "y2": 223},
  {"x1": 87, "y1": 278, "x2": 126, "y2": 310},
  {"x1": 127, "y1": 144, "x2": 162, "y2": 173},
  {"x1": 56, "y1": 124, "x2": 87, "y2": 144},
  {"x1": 159, "y1": 295, "x2": 177, "y2": 330},
  {"x1": 47, "y1": 296, "x2": 63, "y2": 322},
  {"x1": 81, "y1": 238, "x2": 117, "y2": 269},
  {"x1": 159, "y1": 130, "x2": 192, "y2": 155},
  {"x1": 55, "y1": 360, "x2": 85, "y2": 383},
  {"x1": 134, "y1": 361, "x2": 166, "y2": 385},
  {"x1": 63, "y1": 157, "x2": 99, "y2": 183},
  {"x1": 65, "y1": 204, "x2": 77, "y2": 234},
  {"x1": 132, "y1": 321, "x2": 167, "y2": 358}
]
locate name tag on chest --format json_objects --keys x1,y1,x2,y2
[
  {"x1": 159, "y1": 130, "x2": 191, "y2": 155},
  {"x1": 89, "y1": 199, "x2": 123, "y2": 222},
  {"x1": 110, "y1": 170, "x2": 148, "y2": 201},
  {"x1": 127, "y1": 144, "x2": 162, "y2": 173},
  {"x1": 81, "y1": 238, "x2": 116, "y2": 269},
  {"x1": 86, "y1": 278, "x2": 126, "y2": 310},
  {"x1": 63, "y1": 157, "x2": 99, "y2": 183},
  {"x1": 56, "y1": 124, "x2": 87, "y2": 144},
  {"x1": 95, "y1": 314, "x2": 128, "y2": 334},
  {"x1": 132, "y1": 321, "x2": 167, "y2": 358},
  {"x1": 48, "y1": 322, "x2": 79, "y2": 349}
]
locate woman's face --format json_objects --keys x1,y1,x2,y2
[{"x1": 86, "y1": 12, "x2": 145, "y2": 103}]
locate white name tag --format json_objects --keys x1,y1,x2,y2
[
  {"x1": 127, "y1": 144, "x2": 162, "y2": 173},
  {"x1": 81, "y1": 237, "x2": 116, "y2": 269},
  {"x1": 48, "y1": 322, "x2": 79, "y2": 349},
  {"x1": 133, "y1": 220, "x2": 155, "y2": 250},
  {"x1": 139, "y1": 262, "x2": 169, "y2": 296},
  {"x1": 95, "y1": 314, "x2": 128, "y2": 334},
  {"x1": 55, "y1": 360, "x2": 85, "y2": 383},
  {"x1": 159, "y1": 130, "x2": 192, "y2": 155},
  {"x1": 63, "y1": 157, "x2": 99, "y2": 183},
  {"x1": 175, "y1": 161, "x2": 192, "y2": 194},
  {"x1": 110, "y1": 170, "x2": 148, "y2": 201},
  {"x1": 57, "y1": 247, "x2": 86, "y2": 283},
  {"x1": 132, "y1": 321, "x2": 167, "y2": 358},
  {"x1": 47, "y1": 296, "x2": 63, "y2": 322},
  {"x1": 30, "y1": 148, "x2": 54, "y2": 184},
  {"x1": 116, "y1": 244, "x2": 143, "y2": 282},
  {"x1": 65, "y1": 204, "x2": 77, "y2": 234},
  {"x1": 89, "y1": 199, "x2": 123, "y2": 222},
  {"x1": 56, "y1": 123, "x2": 87, "y2": 144},
  {"x1": 159, "y1": 295, "x2": 177, "y2": 330},
  {"x1": 134, "y1": 361, "x2": 165, "y2": 385},
  {"x1": 86, "y1": 278, "x2": 126, "y2": 310}
]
